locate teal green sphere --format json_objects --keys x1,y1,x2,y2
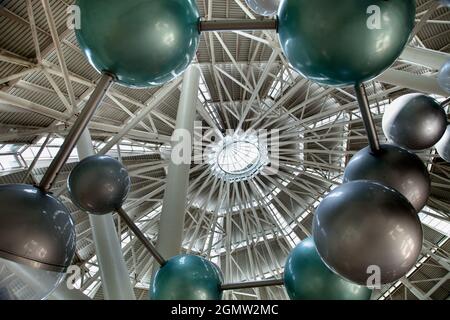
[
  {"x1": 75, "y1": 0, "x2": 200, "y2": 88},
  {"x1": 150, "y1": 255, "x2": 223, "y2": 300},
  {"x1": 284, "y1": 238, "x2": 372, "y2": 300},
  {"x1": 277, "y1": 0, "x2": 416, "y2": 86}
]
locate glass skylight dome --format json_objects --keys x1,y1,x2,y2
[{"x1": 207, "y1": 133, "x2": 269, "y2": 181}]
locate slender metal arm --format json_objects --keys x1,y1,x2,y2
[
  {"x1": 441, "y1": 97, "x2": 450, "y2": 107},
  {"x1": 39, "y1": 73, "x2": 114, "y2": 191},
  {"x1": 116, "y1": 207, "x2": 167, "y2": 266},
  {"x1": 221, "y1": 278, "x2": 284, "y2": 291},
  {"x1": 199, "y1": 19, "x2": 277, "y2": 32},
  {"x1": 354, "y1": 83, "x2": 381, "y2": 153},
  {"x1": 21, "y1": 132, "x2": 52, "y2": 183}
]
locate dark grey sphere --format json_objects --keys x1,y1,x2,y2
[
  {"x1": 0, "y1": 184, "x2": 76, "y2": 272},
  {"x1": 343, "y1": 144, "x2": 430, "y2": 212},
  {"x1": 435, "y1": 124, "x2": 450, "y2": 163},
  {"x1": 313, "y1": 181, "x2": 423, "y2": 285},
  {"x1": 67, "y1": 155, "x2": 131, "y2": 215},
  {"x1": 382, "y1": 93, "x2": 447, "y2": 150}
]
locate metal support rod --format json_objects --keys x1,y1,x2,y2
[
  {"x1": 116, "y1": 207, "x2": 166, "y2": 266},
  {"x1": 39, "y1": 73, "x2": 114, "y2": 191},
  {"x1": 41, "y1": 0, "x2": 77, "y2": 111},
  {"x1": 21, "y1": 132, "x2": 52, "y2": 183},
  {"x1": 354, "y1": 83, "x2": 381, "y2": 153},
  {"x1": 441, "y1": 97, "x2": 450, "y2": 107},
  {"x1": 199, "y1": 19, "x2": 277, "y2": 32},
  {"x1": 221, "y1": 278, "x2": 284, "y2": 291}
]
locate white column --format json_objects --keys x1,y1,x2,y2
[
  {"x1": 400, "y1": 46, "x2": 450, "y2": 70},
  {"x1": 376, "y1": 69, "x2": 448, "y2": 97},
  {"x1": 76, "y1": 129, "x2": 136, "y2": 300},
  {"x1": 155, "y1": 65, "x2": 201, "y2": 259}
]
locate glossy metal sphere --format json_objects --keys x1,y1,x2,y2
[
  {"x1": 436, "y1": 125, "x2": 450, "y2": 163},
  {"x1": 0, "y1": 184, "x2": 76, "y2": 300},
  {"x1": 0, "y1": 184, "x2": 76, "y2": 273},
  {"x1": 245, "y1": 0, "x2": 280, "y2": 16},
  {"x1": 0, "y1": 257, "x2": 65, "y2": 300},
  {"x1": 343, "y1": 144, "x2": 430, "y2": 212},
  {"x1": 284, "y1": 238, "x2": 372, "y2": 300},
  {"x1": 383, "y1": 94, "x2": 447, "y2": 150},
  {"x1": 313, "y1": 181, "x2": 423, "y2": 285},
  {"x1": 75, "y1": 0, "x2": 200, "y2": 88},
  {"x1": 438, "y1": 60, "x2": 450, "y2": 93},
  {"x1": 277, "y1": 0, "x2": 415, "y2": 86},
  {"x1": 150, "y1": 255, "x2": 223, "y2": 300},
  {"x1": 67, "y1": 155, "x2": 131, "y2": 215}
]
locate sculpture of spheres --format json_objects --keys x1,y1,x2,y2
[
  {"x1": 67, "y1": 155, "x2": 131, "y2": 215},
  {"x1": 75, "y1": 0, "x2": 200, "y2": 88},
  {"x1": 382, "y1": 93, "x2": 447, "y2": 150},
  {"x1": 284, "y1": 237, "x2": 372, "y2": 300},
  {"x1": 438, "y1": 60, "x2": 450, "y2": 94},
  {"x1": 150, "y1": 255, "x2": 223, "y2": 300},
  {"x1": 277, "y1": 0, "x2": 415, "y2": 86},
  {"x1": 435, "y1": 125, "x2": 450, "y2": 163},
  {"x1": 313, "y1": 181, "x2": 423, "y2": 285},
  {"x1": 245, "y1": 0, "x2": 280, "y2": 16},
  {"x1": 0, "y1": 184, "x2": 76, "y2": 299},
  {"x1": 343, "y1": 144, "x2": 431, "y2": 212}
]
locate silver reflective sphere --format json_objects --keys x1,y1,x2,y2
[
  {"x1": 0, "y1": 184, "x2": 75, "y2": 300},
  {"x1": 67, "y1": 155, "x2": 131, "y2": 215},
  {"x1": 313, "y1": 181, "x2": 423, "y2": 285},
  {"x1": 438, "y1": 60, "x2": 450, "y2": 93},
  {"x1": 0, "y1": 257, "x2": 65, "y2": 300},
  {"x1": 245, "y1": 0, "x2": 280, "y2": 16},
  {"x1": 435, "y1": 125, "x2": 450, "y2": 163},
  {"x1": 382, "y1": 93, "x2": 447, "y2": 150},
  {"x1": 343, "y1": 144, "x2": 430, "y2": 212},
  {"x1": 0, "y1": 184, "x2": 76, "y2": 272}
]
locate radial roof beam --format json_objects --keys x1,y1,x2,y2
[
  {"x1": 0, "y1": 91, "x2": 68, "y2": 121},
  {"x1": 237, "y1": 50, "x2": 279, "y2": 131},
  {"x1": 40, "y1": 0, "x2": 76, "y2": 114},
  {"x1": 99, "y1": 78, "x2": 182, "y2": 154}
]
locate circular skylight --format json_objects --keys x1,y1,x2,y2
[
  {"x1": 217, "y1": 140, "x2": 261, "y2": 175},
  {"x1": 208, "y1": 134, "x2": 269, "y2": 181}
]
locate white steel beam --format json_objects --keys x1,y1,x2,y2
[{"x1": 99, "y1": 78, "x2": 182, "y2": 154}]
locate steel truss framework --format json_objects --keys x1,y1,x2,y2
[{"x1": 0, "y1": 0, "x2": 448, "y2": 300}]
